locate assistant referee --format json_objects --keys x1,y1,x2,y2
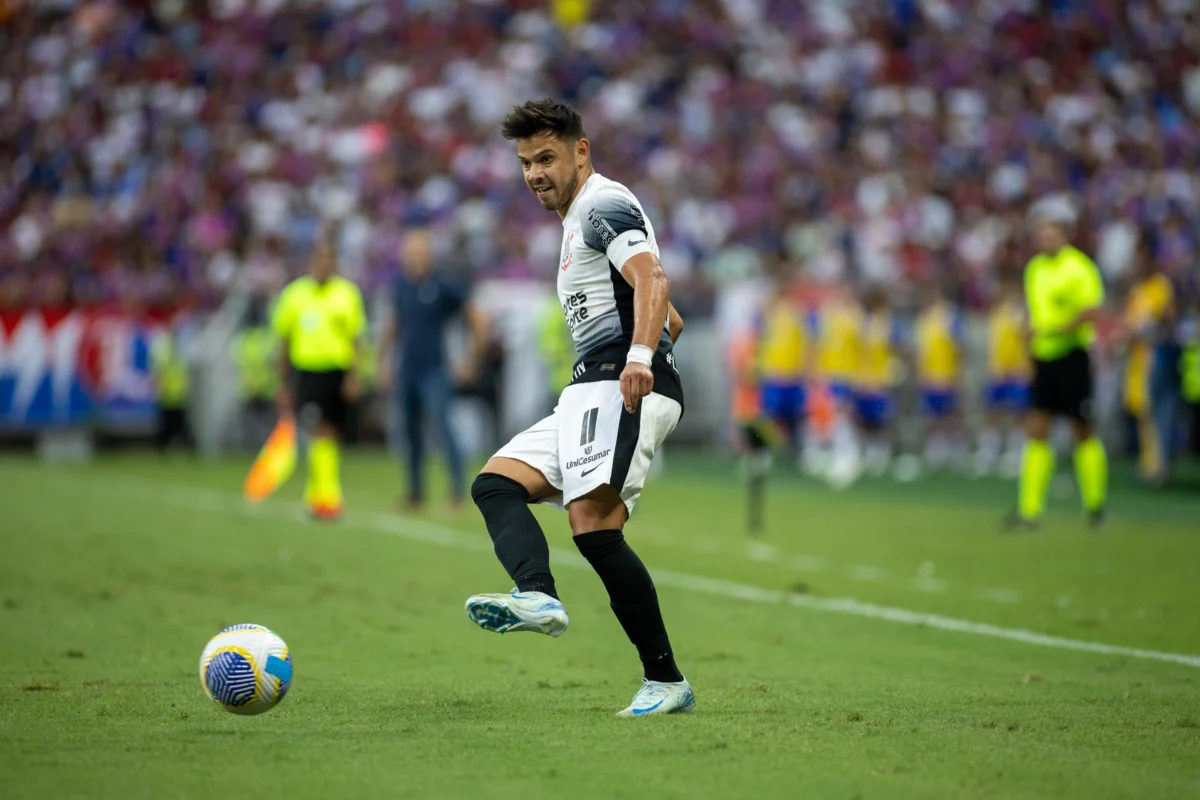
[
  {"x1": 273, "y1": 232, "x2": 367, "y2": 520},
  {"x1": 1007, "y1": 198, "x2": 1108, "y2": 530}
]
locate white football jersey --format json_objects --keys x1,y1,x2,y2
[{"x1": 557, "y1": 173, "x2": 670, "y2": 356}]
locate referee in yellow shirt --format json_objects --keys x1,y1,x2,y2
[
  {"x1": 273, "y1": 232, "x2": 367, "y2": 520},
  {"x1": 1007, "y1": 198, "x2": 1108, "y2": 530}
]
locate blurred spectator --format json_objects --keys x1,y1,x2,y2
[{"x1": 2, "y1": 0, "x2": 1197, "y2": 311}]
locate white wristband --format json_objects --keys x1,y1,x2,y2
[{"x1": 626, "y1": 344, "x2": 654, "y2": 367}]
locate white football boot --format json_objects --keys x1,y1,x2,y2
[
  {"x1": 464, "y1": 590, "x2": 569, "y2": 638},
  {"x1": 616, "y1": 678, "x2": 696, "y2": 717}
]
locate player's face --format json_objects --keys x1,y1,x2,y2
[
  {"x1": 516, "y1": 132, "x2": 586, "y2": 213},
  {"x1": 1034, "y1": 220, "x2": 1067, "y2": 255}
]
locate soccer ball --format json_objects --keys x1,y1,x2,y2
[{"x1": 198, "y1": 623, "x2": 293, "y2": 715}]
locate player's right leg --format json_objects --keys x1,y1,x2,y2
[
  {"x1": 1005, "y1": 407, "x2": 1053, "y2": 531},
  {"x1": 465, "y1": 415, "x2": 570, "y2": 637},
  {"x1": 296, "y1": 370, "x2": 347, "y2": 520}
]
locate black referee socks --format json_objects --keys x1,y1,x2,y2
[
  {"x1": 573, "y1": 529, "x2": 684, "y2": 684},
  {"x1": 471, "y1": 473, "x2": 558, "y2": 600}
]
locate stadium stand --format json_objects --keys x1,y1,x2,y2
[{"x1": 3, "y1": 0, "x2": 1198, "y2": 309}]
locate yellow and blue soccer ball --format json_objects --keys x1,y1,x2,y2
[{"x1": 199, "y1": 624, "x2": 292, "y2": 715}]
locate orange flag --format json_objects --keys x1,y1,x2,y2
[{"x1": 243, "y1": 417, "x2": 297, "y2": 503}]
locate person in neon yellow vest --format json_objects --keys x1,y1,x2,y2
[
  {"x1": 150, "y1": 321, "x2": 193, "y2": 452},
  {"x1": 1005, "y1": 198, "x2": 1107, "y2": 530}
]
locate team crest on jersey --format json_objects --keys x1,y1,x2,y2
[{"x1": 560, "y1": 232, "x2": 575, "y2": 271}]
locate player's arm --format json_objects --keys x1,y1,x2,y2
[
  {"x1": 620, "y1": 251, "x2": 670, "y2": 413},
  {"x1": 667, "y1": 301, "x2": 684, "y2": 344},
  {"x1": 580, "y1": 191, "x2": 666, "y2": 413}
]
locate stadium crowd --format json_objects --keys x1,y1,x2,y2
[{"x1": 3, "y1": 0, "x2": 1200, "y2": 314}]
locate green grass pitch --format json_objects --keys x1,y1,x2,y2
[{"x1": 1, "y1": 451, "x2": 1198, "y2": 799}]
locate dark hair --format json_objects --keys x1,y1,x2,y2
[{"x1": 501, "y1": 98, "x2": 586, "y2": 141}]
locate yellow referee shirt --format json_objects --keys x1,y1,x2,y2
[
  {"x1": 1024, "y1": 245, "x2": 1105, "y2": 361},
  {"x1": 272, "y1": 276, "x2": 366, "y2": 372}
]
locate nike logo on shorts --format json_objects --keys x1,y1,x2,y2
[{"x1": 581, "y1": 464, "x2": 602, "y2": 477}]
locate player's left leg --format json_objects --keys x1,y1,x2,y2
[
  {"x1": 569, "y1": 485, "x2": 693, "y2": 717},
  {"x1": 921, "y1": 389, "x2": 951, "y2": 469},
  {"x1": 976, "y1": 384, "x2": 1008, "y2": 476},
  {"x1": 1067, "y1": 351, "x2": 1107, "y2": 528},
  {"x1": 306, "y1": 420, "x2": 342, "y2": 519},
  {"x1": 297, "y1": 370, "x2": 346, "y2": 520},
  {"x1": 855, "y1": 391, "x2": 893, "y2": 477},
  {"x1": 558, "y1": 384, "x2": 691, "y2": 717}
]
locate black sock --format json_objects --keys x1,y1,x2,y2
[
  {"x1": 573, "y1": 529, "x2": 683, "y2": 683},
  {"x1": 471, "y1": 474, "x2": 557, "y2": 599}
]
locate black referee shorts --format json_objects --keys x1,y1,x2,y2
[
  {"x1": 294, "y1": 369, "x2": 349, "y2": 433},
  {"x1": 1030, "y1": 348, "x2": 1092, "y2": 422}
]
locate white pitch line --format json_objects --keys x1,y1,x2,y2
[{"x1": 54, "y1": 476, "x2": 1200, "y2": 671}]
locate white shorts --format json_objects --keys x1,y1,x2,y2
[{"x1": 493, "y1": 380, "x2": 682, "y2": 514}]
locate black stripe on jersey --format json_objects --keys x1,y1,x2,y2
[
  {"x1": 609, "y1": 264, "x2": 635, "y2": 340},
  {"x1": 608, "y1": 399, "x2": 643, "y2": 493}
]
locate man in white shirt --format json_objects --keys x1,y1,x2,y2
[{"x1": 463, "y1": 99, "x2": 692, "y2": 718}]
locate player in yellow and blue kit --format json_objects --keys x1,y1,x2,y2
[
  {"x1": 754, "y1": 276, "x2": 810, "y2": 459},
  {"x1": 977, "y1": 276, "x2": 1031, "y2": 477},
  {"x1": 914, "y1": 285, "x2": 966, "y2": 470},
  {"x1": 1120, "y1": 251, "x2": 1174, "y2": 484},
  {"x1": 811, "y1": 282, "x2": 863, "y2": 479},
  {"x1": 855, "y1": 286, "x2": 902, "y2": 475},
  {"x1": 814, "y1": 282, "x2": 862, "y2": 407}
]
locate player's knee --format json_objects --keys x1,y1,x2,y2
[
  {"x1": 568, "y1": 485, "x2": 627, "y2": 536},
  {"x1": 471, "y1": 472, "x2": 529, "y2": 510},
  {"x1": 1024, "y1": 411, "x2": 1051, "y2": 440}
]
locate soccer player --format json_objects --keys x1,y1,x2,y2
[
  {"x1": 977, "y1": 276, "x2": 1031, "y2": 477},
  {"x1": 1006, "y1": 199, "x2": 1108, "y2": 530},
  {"x1": 810, "y1": 280, "x2": 863, "y2": 477},
  {"x1": 1120, "y1": 246, "x2": 1173, "y2": 484},
  {"x1": 272, "y1": 231, "x2": 367, "y2": 520},
  {"x1": 855, "y1": 286, "x2": 902, "y2": 476},
  {"x1": 914, "y1": 284, "x2": 966, "y2": 470},
  {"x1": 730, "y1": 327, "x2": 780, "y2": 535},
  {"x1": 463, "y1": 99, "x2": 692, "y2": 717},
  {"x1": 754, "y1": 267, "x2": 808, "y2": 460}
]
